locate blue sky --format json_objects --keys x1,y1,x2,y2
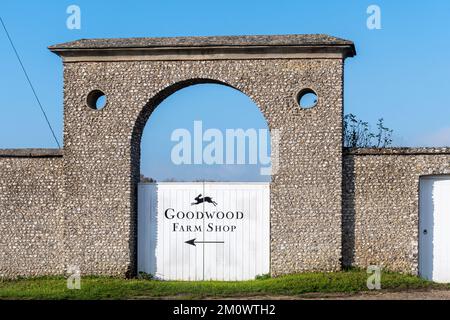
[
  {"x1": 141, "y1": 84, "x2": 271, "y2": 182},
  {"x1": 1, "y1": 1, "x2": 449, "y2": 180}
]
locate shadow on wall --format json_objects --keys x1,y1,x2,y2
[{"x1": 342, "y1": 155, "x2": 355, "y2": 268}]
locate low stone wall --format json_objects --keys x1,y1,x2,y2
[
  {"x1": 343, "y1": 148, "x2": 450, "y2": 274},
  {"x1": 0, "y1": 149, "x2": 64, "y2": 278},
  {"x1": 3, "y1": 146, "x2": 450, "y2": 278}
]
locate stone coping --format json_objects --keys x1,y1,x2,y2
[
  {"x1": 3, "y1": 148, "x2": 448, "y2": 157},
  {"x1": 49, "y1": 34, "x2": 356, "y2": 62},
  {"x1": 0, "y1": 149, "x2": 63, "y2": 158},
  {"x1": 49, "y1": 34, "x2": 354, "y2": 49},
  {"x1": 2, "y1": 148, "x2": 448, "y2": 158},
  {"x1": 344, "y1": 147, "x2": 450, "y2": 156}
]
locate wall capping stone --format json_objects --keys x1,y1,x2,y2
[
  {"x1": 0, "y1": 149, "x2": 63, "y2": 158},
  {"x1": 344, "y1": 147, "x2": 450, "y2": 156},
  {"x1": 49, "y1": 34, "x2": 356, "y2": 62}
]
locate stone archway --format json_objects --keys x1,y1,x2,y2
[
  {"x1": 133, "y1": 79, "x2": 271, "y2": 280},
  {"x1": 49, "y1": 35, "x2": 355, "y2": 277},
  {"x1": 129, "y1": 77, "x2": 275, "y2": 277}
]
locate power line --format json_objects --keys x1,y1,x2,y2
[{"x1": 0, "y1": 16, "x2": 61, "y2": 149}]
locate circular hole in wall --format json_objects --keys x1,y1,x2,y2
[
  {"x1": 86, "y1": 90, "x2": 107, "y2": 110},
  {"x1": 297, "y1": 89, "x2": 318, "y2": 109}
]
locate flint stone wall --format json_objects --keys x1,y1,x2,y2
[
  {"x1": 5, "y1": 146, "x2": 450, "y2": 278},
  {"x1": 0, "y1": 150, "x2": 64, "y2": 277},
  {"x1": 343, "y1": 148, "x2": 450, "y2": 274}
]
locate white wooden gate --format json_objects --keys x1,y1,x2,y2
[
  {"x1": 419, "y1": 176, "x2": 450, "y2": 283},
  {"x1": 138, "y1": 182, "x2": 270, "y2": 281}
]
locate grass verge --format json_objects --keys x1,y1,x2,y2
[{"x1": 0, "y1": 269, "x2": 446, "y2": 300}]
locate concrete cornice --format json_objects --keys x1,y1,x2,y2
[{"x1": 49, "y1": 34, "x2": 356, "y2": 62}]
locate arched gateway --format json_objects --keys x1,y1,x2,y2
[{"x1": 0, "y1": 35, "x2": 356, "y2": 278}]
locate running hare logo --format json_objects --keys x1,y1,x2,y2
[{"x1": 191, "y1": 194, "x2": 218, "y2": 206}]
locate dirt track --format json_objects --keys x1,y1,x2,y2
[{"x1": 205, "y1": 290, "x2": 450, "y2": 300}]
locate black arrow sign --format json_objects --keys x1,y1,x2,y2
[{"x1": 185, "y1": 238, "x2": 224, "y2": 247}]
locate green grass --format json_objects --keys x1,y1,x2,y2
[{"x1": 0, "y1": 269, "x2": 445, "y2": 300}]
